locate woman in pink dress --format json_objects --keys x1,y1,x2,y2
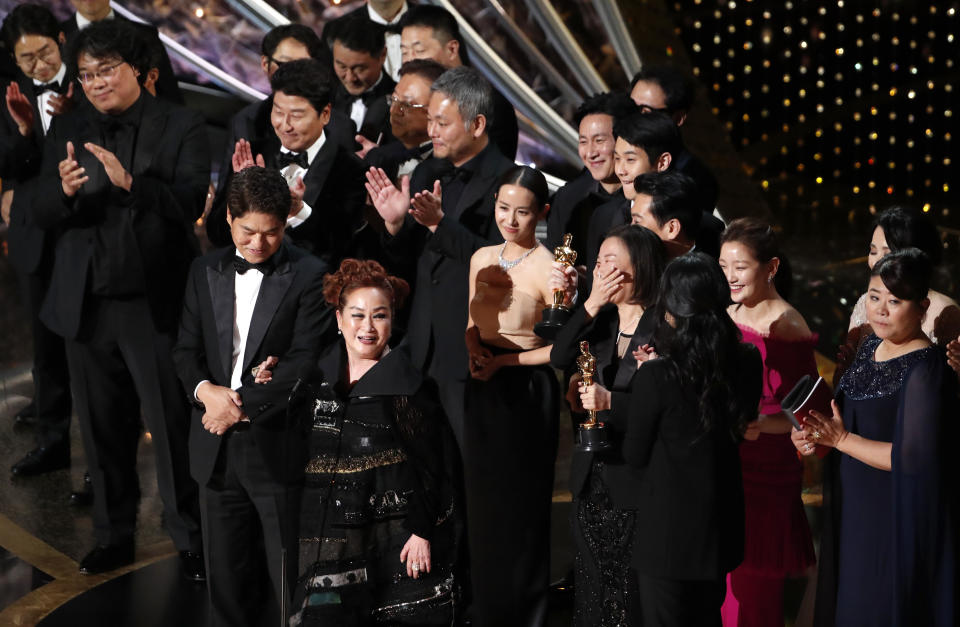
[{"x1": 718, "y1": 218, "x2": 817, "y2": 627}]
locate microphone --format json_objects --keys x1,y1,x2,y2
[{"x1": 288, "y1": 362, "x2": 319, "y2": 404}]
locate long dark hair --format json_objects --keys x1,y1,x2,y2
[{"x1": 653, "y1": 253, "x2": 751, "y2": 440}]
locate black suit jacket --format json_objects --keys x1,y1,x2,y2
[
  {"x1": 614, "y1": 343, "x2": 761, "y2": 580},
  {"x1": 61, "y1": 13, "x2": 183, "y2": 105},
  {"x1": 364, "y1": 140, "x2": 431, "y2": 182},
  {"x1": 331, "y1": 75, "x2": 395, "y2": 144},
  {"x1": 31, "y1": 93, "x2": 209, "y2": 340},
  {"x1": 545, "y1": 168, "x2": 617, "y2": 254},
  {"x1": 208, "y1": 132, "x2": 371, "y2": 268},
  {"x1": 584, "y1": 195, "x2": 630, "y2": 275},
  {"x1": 0, "y1": 74, "x2": 68, "y2": 274},
  {"x1": 213, "y1": 95, "x2": 357, "y2": 200},
  {"x1": 173, "y1": 243, "x2": 332, "y2": 485},
  {"x1": 550, "y1": 305, "x2": 655, "y2": 503},
  {"x1": 384, "y1": 142, "x2": 514, "y2": 378}
]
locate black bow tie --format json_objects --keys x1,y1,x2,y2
[
  {"x1": 276, "y1": 151, "x2": 308, "y2": 169},
  {"x1": 441, "y1": 165, "x2": 471, "y2": 184},
  {"x1": 233, "y1": 256, "x2": 275, "y2": 276},
  {"x1": 35, "y1": 81, "x2": 61, "y2": 94}
]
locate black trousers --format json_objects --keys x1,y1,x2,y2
[
  {"x1": 16, "y1": 268, "x2": 71, "y2": 447},
  {"x1": 634, "y1": 573, "x2": 726, "y2": 627},
  {"x1": 200, "y1": 427, "x2": 301, "y2": 627},
  {"x1": 65, "y1": 296, "x2": 201, "y2": 550}
]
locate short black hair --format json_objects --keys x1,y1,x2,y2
[
  {"x1": 398, "y1": 58, "x2": 446, "y2": 85},
  {"x1": 633, "y1": 171, "x2": 701, "y2": 239},
  {"x1": 604, "y1": 224, "x2": 667, "y2": 307},
  {"x1": 399, "y1": 5, "x2": 469, "y2": 65},
  {"x1": 613, "y1": 111, "x2": 682, "y2": 163},
  {"x1": 227, "y1": 167, "x2": 291, "y2": 222},
  {"x1": 261, "y1": 23, "x2": 326, "y2": 63},
  {"x1": 270, "y1": 58, "x2": 333, "y2": 115},
  {"x1": 873, "y1": 206, "x2": 943, "y2": 266},
  {"x1": 1, "y1": 3, "x2": 60, "y2": 53},
  {"x1": 65, "y1": 19, "x2": 144, "y2": 77},
  {"x1": 871, "y1": 248, "x2": 932, "y2": 303},
  {"x1": 629, "y1": 65, "x2": 694, "y2": 113},
  {"x1": 574, "y1": 92, "x2": 638, "y2": 127},
  {"x1": 330, "y1": 15, "x2": 385, "y2": 57}
]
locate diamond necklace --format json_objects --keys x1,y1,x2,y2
[{"x1": 498, "y1": 241, "x2": 538, "y2": 271}]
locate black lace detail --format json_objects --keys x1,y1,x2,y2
[
  {"x1": 573, "y1": 460, "x2": 637, "y2": 626},
  {"x1": 839, "y1": 334, "x2": 939, "y2": 401}
]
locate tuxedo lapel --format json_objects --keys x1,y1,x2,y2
[
  {"x1": 301, "y1": 139, "x2": 336, "y2": 209},
  {"x1": 242, "y1": 259, "x2": 295, "y2": 373},
  {"x1": 451, "y1": 149, "x2": 498, "y2": 222},
  {"x1": 132, "y1": 95, "x2": 166, "y2": 176},
  {"x1": 206, "y1": 257, "x2": 236, "y2": 383}
]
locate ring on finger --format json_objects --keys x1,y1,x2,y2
[{"x1": 811, "y1": 430, "x2": 823, "y2": 441}]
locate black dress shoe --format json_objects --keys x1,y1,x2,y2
[
  {"x1": 11, "y1": 444, "x2": 69, "y2": 476},
  {"x1": 70, "y1": 472, "x2": 94, "y2": 506},
  {"x1": 78, "y1": 542, "x2": 135, "y2": 575},
  {"x1": 13, "y1": 402, "x2": 37, "y2": 427},
  {"x1": 179, "y1": 551, "x2": 206, "y2": 582}
]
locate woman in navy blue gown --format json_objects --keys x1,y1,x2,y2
[{"x1": 794, "y1": 249, "x2": 958, "y2": 626}]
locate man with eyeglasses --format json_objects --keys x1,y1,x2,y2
[
  {"x1": 365, "y1": 58, "x2": 445, "y2": 182},
  {"x1": 208, "y1": 24, "x2": 356, "y2": 247},
  {"x1": 211, "y1": 59, "x2": 372, "y2": 270},
  {"x1": 29, "y1": 20, "x2": 206, "y2": 579},
  {"x1": 60, "y1": 0, "x2": 182, "y2": 104},
  {"x1": 0, "y1": 4, "x2": 76, "y2": 481}
]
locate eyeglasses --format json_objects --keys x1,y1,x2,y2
[
  {"x1": 386, "y1": 94, "x2": 428, "y2": 114},
  {"x1": 268, "y1": 56, "x2": 288, "y2": 68},
  {"x1": 76, "y1": 61, "x2": 126, "y2": 85},
  {"x1": 15, "y1": 44, "x2": 58, "y2": 70}
]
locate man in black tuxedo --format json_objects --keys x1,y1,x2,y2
[
  {"x1": 0, "y1": 4, "x2": 75, "y2": 476},
  {"x1": 364, "y1": 58, "x2": 444, "y2": 182},
  {"x1": 366, "y1": 65, "x2": 513, "y2": 447},
  {"x1": 209, "y1": 59, "x2": 371, "y2": 269},
  {"x1": 212, "y1": 22, "x2": 356, "y2": 210},
  {"x1": 321, "y1": 0, "x2": 410, "y2": 80},
  {"x1": 545, "y1": 92, "x2": 636, "y2": 257},
  {"x1": 331, "y1": 16, "x2": 395, "y2": 145},
  {"x1": 60, "y1": 0, "x2": 182, "y2": 104},
  {"x1": 31, "y1": 21, "x2": 204, "y2": 577},
  {"x1": 398, "y1": 5, "x2": 519, "y2": 160},
  {"x1": 173, "y1": 167, "x2": 332, "y2": 627}
]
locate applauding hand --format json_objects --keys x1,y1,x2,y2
[
  {"x1": 59, "y1": 141, "x2": 88, "y2": 197},
  {"x1": 365, "y1": 167, "x2": 411, "y2": 234}
]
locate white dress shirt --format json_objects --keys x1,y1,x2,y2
[
  {"x1": 34, "y1": 63, "x2": 66, "y2": 135},
  {"x1": 230, "y1": 253, "x2": 265, "y2": 390},
  {"x1": 348, "y1": 72, "x2": 385, "y2": 135},
  {"x1": 75, "y1": 9, "x2": 115, "y2": 30},
  {"x1": 367, "y1": 1, "x2": 408, "y2": 81},
  {"x1": 280, "y1": 131, "x2": 325, "y2": 228}
]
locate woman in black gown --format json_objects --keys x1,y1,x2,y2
[
  {"x1": 613, "y1": 253, "x2": 761, "y2": 626},
  {"x1": 548, "y1": 224, "x2": 666, "y2": 626},
  {"x1": 793, "y1": 249, "x2": 958, "y2": 626},
  {"x1": 289, "y1": 259, "x2": 461, "y2": 626}
]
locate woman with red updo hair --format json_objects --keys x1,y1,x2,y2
[{"x1": 286, "y1": 259, "x2": 462, "y2": 625}]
